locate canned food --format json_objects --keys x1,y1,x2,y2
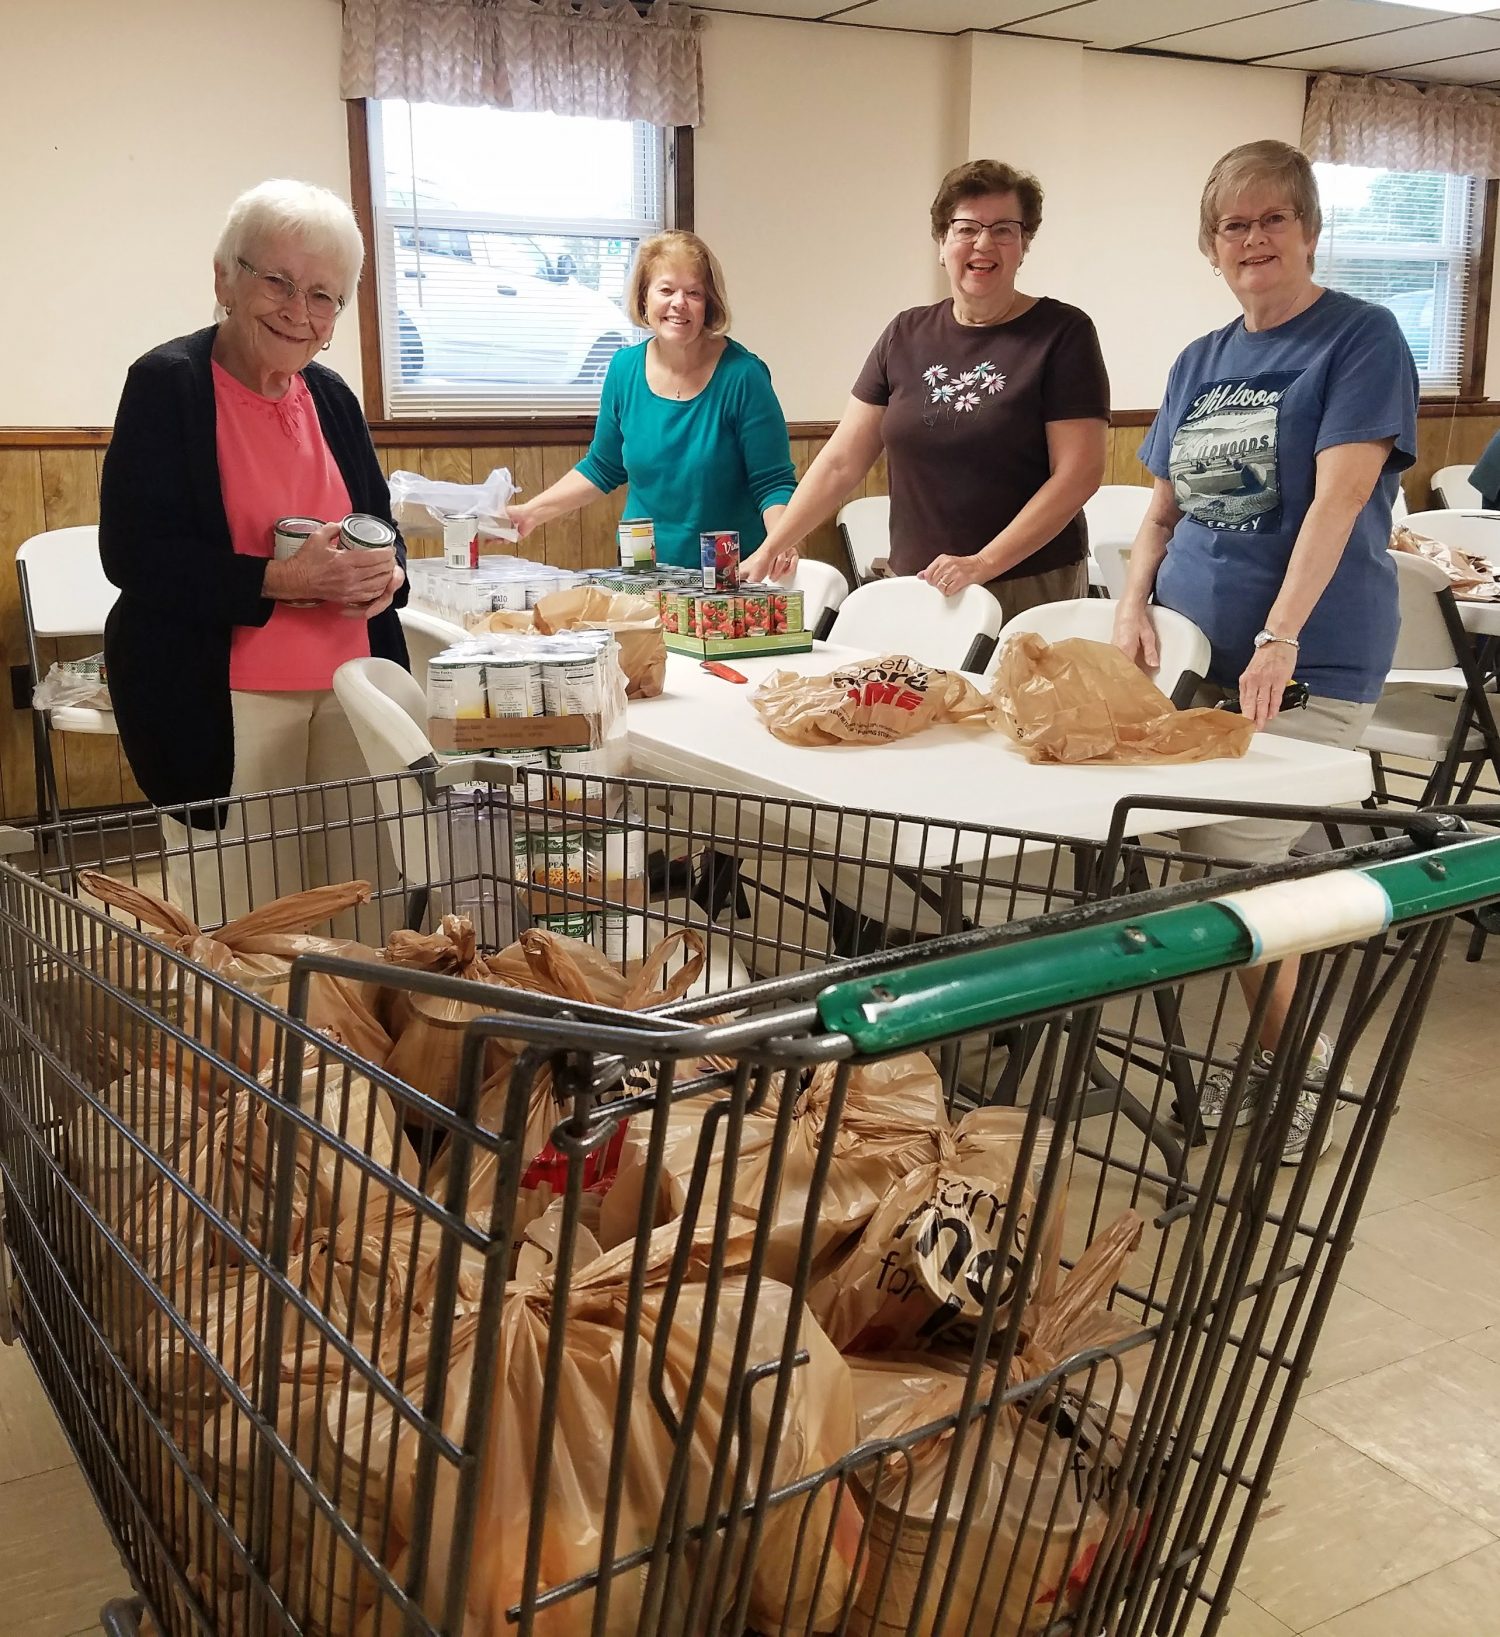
[
  {"x1": 340, "y1": 513, "x2": 397, "y2": 552},
  {"x1": 659, "y1": 590, "x2": 681, "y2": 634},
  {"x1": 617, "y1": 518, "x2": 657, "y2": 570},
  {"x1": 693, "y1": 592, "x2": 741, "y2": 641},
  {"x1": 485, "y1": 656, "x2": 543, "y2": 719},
  {"x1": 426, "y1": 656, "x2": 488, "y2": 719},
  {"x1": 546, "y1": 745, "x2": 604, "y2": 803},
  {"x1": 272, "y1": 515, "x2": 321, "y2": 561},
  {"x1": 598, "y1": 911, "x2": 647, "y2": 965},
  {"x1": 531, "y1": 910, "x2": 595, "y2": 941},
  {"x1": 488, "y1": 578, "x2": 529, "y2": 612},
  {"x1": 739, "y1": 587, "x2": 772, "y2": 637},
  {"x1": 512, "y1": 829, "x2": 587, "y2": 890},
  {"x1": 700, "y1": 530, "x2": 741, "y2": 591},
  {"x1": 539, "y1": 648, "x2": 604, "y2": 718},
  {"x1": 770, "y1": 587, "x2": 805, "y2": 635},
  {"x1": 586, "y1": 823, "x2": 646, "y2": 883},
  {"x1": 443, "y1": 512, "x2": 479, "y2": 571}
]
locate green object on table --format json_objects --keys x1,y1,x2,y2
[{"x1": 818, "y1": 834, "x2": 1500, "y2": 1054}]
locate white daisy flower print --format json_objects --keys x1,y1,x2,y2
[
  {"x1": 957, "y1": 369, "x2": 979, "y2": 387},
  {"x1": 933, "y1": 383, "x2": 957, "y2": 402},
  {"x1": 973, "y1": 360, "x2": 995, "y2": 376},
  {"x1": 922, "y1": 364, "x2": 949, "y2": 386},
  {"x1": 981, "y1": 372, "x2": 1007, "y2": 395},
  {"x1": 954, "y1": 391, "x2": 980, "y2": 412}
]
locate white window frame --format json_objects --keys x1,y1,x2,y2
[
  {"x1": 366, "y1": 106, "x2": 672, "y2": 420},
  {"x1": 1314, "y1": 165, "x2": 1482, "y2": 397}
]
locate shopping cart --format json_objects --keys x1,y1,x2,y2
[{"x1": 0, "y1": 769, "x2": 1496, "y2": 1637}]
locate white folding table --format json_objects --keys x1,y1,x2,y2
[{"x1": 628, "y1": 645, "x2": 1374, "y2": 864}]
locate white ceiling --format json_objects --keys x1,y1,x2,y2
[{"x1": 688, "y1": 0, "x2": 1500, "y2": 86}]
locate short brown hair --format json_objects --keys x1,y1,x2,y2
[
  {"x1": 1199, "y1": 139, "x2": 1322, "y2": 255},
  {"x1": 626, "y1": 231, "x2": 732, "y2": 336},
  {"x1": 930, "y1": 160, "x2": 1044, "y2": 241}
]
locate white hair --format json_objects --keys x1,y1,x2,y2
[{"x1": 214, "y1": 178, "x2": 365, "y2": 300}]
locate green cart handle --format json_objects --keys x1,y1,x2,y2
[{"x1": 818, "y1": 835, "x2": 1500, "y2": 1054}]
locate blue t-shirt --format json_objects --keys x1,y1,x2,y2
[
  {"x1": 575, "y1": 337, "x2": 797, "y2": 569},
  {"x1": 1140, "y1": 289, "x2": 1418, "y2": 703}
]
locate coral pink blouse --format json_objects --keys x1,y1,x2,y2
[{"x1": 214, "y1": 359, "x2": 371, "y2": 691}]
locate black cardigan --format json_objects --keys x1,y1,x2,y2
[{"x1": 99, "y1": 326, "x2": 409, "y2": 811}]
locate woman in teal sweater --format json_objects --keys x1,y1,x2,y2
[{"x1": 508, "y1": 231, "x2": 796, "y2": 567}]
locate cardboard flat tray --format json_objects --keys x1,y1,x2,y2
[
  {"x1": 665, "y1": 632, "x2": 814, "y2": 659},
  {"x1": 428, "y1": 713, "x2": 594, "y2": 752}
]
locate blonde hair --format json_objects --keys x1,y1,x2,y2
[
  {"x1": 1199, "y1": 140, "x2": 1322, "y2": 256},
  {"x1": 627, "y1": 231, "x2": 732, "y2": 336}
]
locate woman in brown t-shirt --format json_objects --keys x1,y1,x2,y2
[{"x1": 741, "y1": 159, "x2": 1110, "y2": 621}]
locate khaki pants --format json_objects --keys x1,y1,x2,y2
[
  {"x1": 982, "y1": 559, "x2": 1090, "y2": 623},
  {"x1": 161, "y1": 689, "x2": 386, "y2": 936},
  {"x1": 1179, "y1": 686, "x2": 1375, "y2": 866}
]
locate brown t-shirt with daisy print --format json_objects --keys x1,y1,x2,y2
[{"x1": 851, "y1": 297, "x2": 1110, "y2": 580}]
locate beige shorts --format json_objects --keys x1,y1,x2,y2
[{"x1": 1178, "y1": 686, "x2": 1375, "y2": 866}]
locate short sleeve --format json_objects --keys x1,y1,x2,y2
[
  {"x1": 851, "y1": 316, "x2": 900, "y2": 406},
  {"x1": 1314, "y1": 303, "x2": 1419, "y2": 473},
  {"x1": 575, "y1": 348, "x2": 630, "y2": 494},
  {"x1": 1040, "y1": 309, "x2": 1110, "y2": 423}
]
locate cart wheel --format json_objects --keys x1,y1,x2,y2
[{"x1": 100, "y1": 1598, "x2": 145, "y2": 1636}]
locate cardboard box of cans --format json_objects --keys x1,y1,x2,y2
[
  {"x1": 658, "y1": 583, "x2": 804, "y2": 640},
  {"x1": 425, "y1": 631, "x2": 628, "y2": 761}
]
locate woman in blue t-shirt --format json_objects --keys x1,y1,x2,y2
[
  {"x1": 1113, "y1": 139, "x2": 1418, "y2": 1165},
  {"x1": 507, "y1": 231, "x2": 796, "y2": 568}
]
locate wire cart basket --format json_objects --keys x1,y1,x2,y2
[{"x1": 1, "y1": 765, "x2": 1496, "y2": 1637}]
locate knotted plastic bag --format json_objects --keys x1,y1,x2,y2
[
  {"x1": 989, "y1": 634, "x2": 1254, "y2": 765},
  {"x1": 753, "y1": 653, "x2": 990, "y2": 746},
  {"x1": 809, "y1": 1107, "x2": 1071, "y2": 1355},
  {"x1": 845, "y1": 1212, "x2": 1150, "y2": 1637}
]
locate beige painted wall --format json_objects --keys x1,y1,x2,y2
[
  {"x1": 0, "y1": 0, "x2": 359, "y2": 426},
  {"x1": 3, "y1": 2, "x2": 1496, "y2": 425}
]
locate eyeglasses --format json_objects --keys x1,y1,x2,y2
[
  {"x1": 1214, "y1": 209, "x2": 1302, "y2": 241},
  {"x1": 236, "y1": 258, "x2": 345, "y2": 320},
  {"x1": 947, "y1": 217, "x2": 1026, "y2": 247}
]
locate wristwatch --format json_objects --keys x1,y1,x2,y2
[{"x1": 1252, "y1": 628, "x2": 1300, "y2": 651}]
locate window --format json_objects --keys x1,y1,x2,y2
[
  {"x1": 368, "y1": 101, "x2": 670, "y2": 418},
  {"x1": 1313, "y1": 163, "x2": 1483, "y2": 395}
]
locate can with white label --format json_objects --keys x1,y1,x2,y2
[
  {"x1": 485, "y1": 656, "x2": 543, "y2": 719},
  {"x1": 512, "y1": 829, "x2": 586, "y2": 890},
  {"x1": 271, "y1": 515, "x2": 322, "y2": 607},
  {"x1": 539, "y1": 647, "x2": 603, "y2": 718},
  {"x1": 531, "y1": 910, "x2": 595, "y2": 942},
  {"x1": 340, "y1": 513, "x2": 398, "y2": 552},
  {"x1": 617, "y1": 517, "x2": 656, "y2": 570},
  {"x1": 443, "y1": 512, "x2": 480, "y2": 571},
  {"x1": 488, "y1": 578, "x2": 529, "y2": 613},
  {"x1": 586, "y1": 823, "x2": 646, "y2": 884},
  {"x1": 597, "y1": 911, "x2": 647, "y2": 965},
  {"x1": 426, "y1": 656, "x2": 488, "y2": 720}
]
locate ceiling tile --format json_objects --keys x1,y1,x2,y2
[
  {"x1": 1263, "y1": 12, "x2": 1500, "y2": 70},
  {"x1": 826, "y1": 0, "x2": 1052, "y2": 30},
  {"x1": 1383, "y1": 43, "x2": 1500, "y2": 79},
  {"x1": 1002, "y1": 1, "x2": 1287, "y2": 51},
  {"x1": 1145, "y1": 0, "x2": 1479, "y2": 62},
  {"x1": 686, "y1": 0, "x2": 840, "y2": 16}
]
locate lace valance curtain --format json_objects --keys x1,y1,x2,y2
[
  {"x1": 1303, "y1": 71, "x2": 1500, "y2": 178},
  {"x1": 341, "y1": 0, "x2": 704, "y2": 127}
]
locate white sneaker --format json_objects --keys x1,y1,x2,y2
[{"x1": 1198, "y1": 1036, "x2": 1349, "y2": 1164}]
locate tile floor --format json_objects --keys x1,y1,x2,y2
[{"x1": 3, "y1": 929, "x2": 1499, "y2": 1634}]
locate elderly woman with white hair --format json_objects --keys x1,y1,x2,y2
[{"x1": 100, "y1": 179, "x2": 408, "y2": 915}]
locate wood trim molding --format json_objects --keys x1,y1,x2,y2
[
  {"x1": 347, "y1": 97, "x2": 386, "y2": 418},
  {"x1": 10, "y1": 401, "x2": 1500, "y2": 452},
  {"x1": 1464, "y1": 176, "x2": 1499, "y2": 402}
]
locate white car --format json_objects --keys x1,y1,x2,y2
[{"x1": 394, "y1": 227, "x2": 635, "y2": 387}]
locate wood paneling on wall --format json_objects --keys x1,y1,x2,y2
[{"x1": 0, "y1": 412, "x2": 1491, "y2": 820}]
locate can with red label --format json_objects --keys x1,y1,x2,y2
[
  {"x1": 658, "y1": 589, "x2": 681, "y2": 634},
  {"x1": 769, "y1": 587, "x2": 805, "y2": 634},
  {"x1": 739, "y1": 587, "x2": 771, "y2": 637},
  {"x1": 699, "y1": 530, "x2": 740, "y2": 591},
  {"x1": 694, "y1": 592, "x2": 741, "y2": 641}
]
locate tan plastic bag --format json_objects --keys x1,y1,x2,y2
[
  {"x1": 810, "y1": 1108, "x2": 1071, "y2": 1354},
  {"x1": 76, "y1": 871, "x2": 391, "y2": 1087},
  {"x1": 533, "y1": 585, "x2": 667, "y2": 699},
  {"x1": 989, "y1": 634, "x2": 1254, "y2": 765},
  {"x1": 599, "y1": 1051, "x2": 950, "y2": 1281},
  {"x1": 846, "y1": 1212, "x2": 1149, "y2": 1637},
  {"x1": 445, "y1": 1223, "x2": 859, "y2": 1637},
  {"x1": 753, "y1": 653, "x2": 991, "y2": 746}
]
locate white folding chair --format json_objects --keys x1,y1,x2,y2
[
  {"x1": 835, "y1": 495, "x2": 891, "y2": 585},
  {"x1": 989, "y1": 598, "x2": 1211, "y2": 708},
  {"x1": 1390, "y1": 483, "x2": 1410, "y2": 525},
  {"x1": 1083, "y1": 486, "x2": 1151, "y2": 599},
  {"x1": 790, "y1": 558, "x2": 850, "y2": 640},
  {"x1": 827, "y1": 577, "x2": 1004, "y2": 672},
  {"x1": 1431, "y1": 465, "x2": 1481, "y2": 510},
  {"x1": 1362, "y1": 552, "x2": 1500, "y2": 805},
  {"x1": 16, "y1": 526, "x2": 120, "y2": 823},
  {"x1": 1402, "y1": 508, "x2": 1500, "y2": 566},
  {"x1": 399, "y1": 605, "x2": 469, "y2": 694}
]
